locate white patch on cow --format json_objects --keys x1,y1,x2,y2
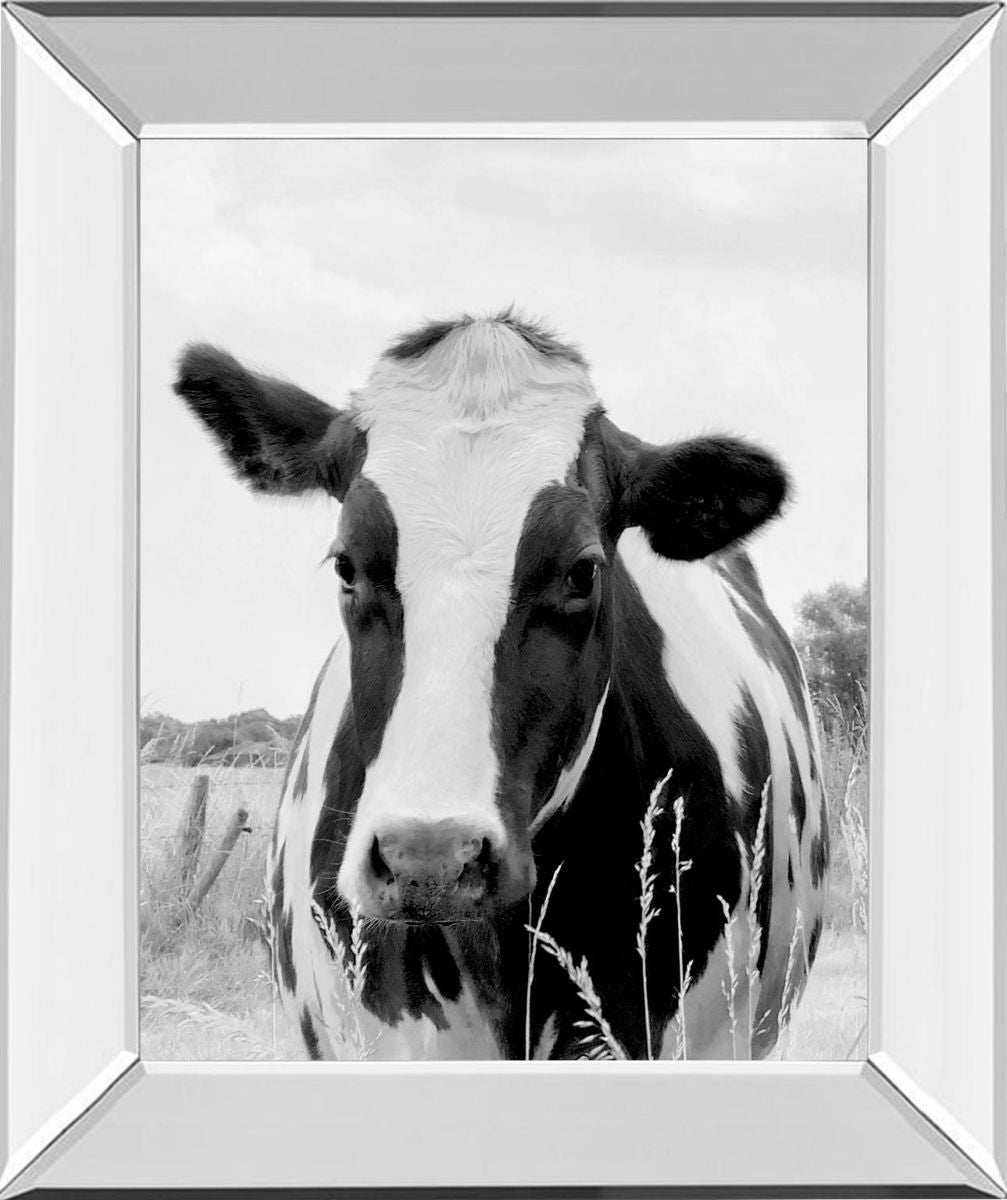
[
  {"x1": 338, "y1": 320, "x2": 598, "y2": 902},
  {"x1": 530, "y1": 682, "x2": 610, "y2": 838},
  {"x1": 619, "y1": 528, "x2": 827, "y2": 1057},
  {"x1": 659, "y1": 892, "x2": 753, "y2": 1060},
  {"x1": 270, "y1": 635, "x2": 355, "y2": 1045},
  {"x1": 278, "y1": 633, "x2": 350, "y2": 921},
  {"x1": 307, "y1": 978, "x2": 501, "y2": 1061},
  {"x1": 618, "y1": 529, "x2": 752, "y2": 801},
  {"x1": 533, "y1": 1012, "x2": 559, "y2": 1060}
]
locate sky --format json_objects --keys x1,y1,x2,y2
[{"x1": 141, "y1": 139, "x2": 867, "y2": 722}]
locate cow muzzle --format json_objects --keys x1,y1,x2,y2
[{"x1": 358, "y1": 818, "x2": 528, "y2": 923}]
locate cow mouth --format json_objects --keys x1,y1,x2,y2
[
  {"x1": 372, "y1": 877, "x2": 496, "y2": 926},
  {"x1": 392, "y1": 913, "x2": 489, "y2": 927}
]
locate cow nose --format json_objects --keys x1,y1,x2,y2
[{"x1": 367, "y1": 819, "x2": 498, "y2": 921}]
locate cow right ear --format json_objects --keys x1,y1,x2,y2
[{"x1": 173, "y1": 344, "x2": 364, "y2": 500}]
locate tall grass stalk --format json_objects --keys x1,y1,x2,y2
[
  {"x1": 745, "y1": 778, "x2": 771, "y2": 1057},
  {"x1": 716, "y1": 894, "x2": 739, "y2": 1060},
  {"x1": 776, "y1": 907, "x2": 804, "y2": 1054},
  {"x1": 636, "y1": 769, "x2": 672, "y2": 1060},
  {"x1": 838, "y1": 748, "x2": 867, "y2": 933},
  {"x1": 528, "y1": 929, "x2": 628, "y2": 1060},
  {"x1": 823, "y1": 685, "x2": 868, "y2": 934},
  {"x1": 260, "y1": 888, "x2": 278, "y2": 1056},
  {"x1": 311, "y1": 898, "x2": 373, "y2": 1058},
  {"x1": 668, "y1": 793, "x2": 693, "y2": 1059},
  {"x1": 667, "y1": 958, "x2": 694, "y2": 1061},
  {"x1": 525, "y1": 863, "x2": 563, "y2": 1061}
]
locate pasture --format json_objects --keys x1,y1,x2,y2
[{"x1": 139, "y1": 724, "x2": 868, "y2": 1062}]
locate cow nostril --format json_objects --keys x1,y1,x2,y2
[
  {"x1": 457, "y1": 837, "x2": 495, "y2": 892},
  {"x1": 478, "y1": 836, "x2": 495, "y2": 877},
  {"x1": 369, "y1": 836, "x2": 394, "y2": 885}
]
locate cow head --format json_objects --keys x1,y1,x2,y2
[{"x1": 174, "y1": 313, "x2": 787, "y2": 924}]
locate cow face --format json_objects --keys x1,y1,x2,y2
[{"x1": 174, "y1": 314, "x2": 787, "y2": 925}]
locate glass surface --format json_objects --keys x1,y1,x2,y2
[{"x1": 139, "y1": 138, "x2": 868, "y2": 1062}]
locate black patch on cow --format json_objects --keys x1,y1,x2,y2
[
  {"x1": 808, "y1": 790, "x2": 831, "y2": 889},
  {"x1": 276, "y1": 909, "x2": 296, "y2": 994},
  {"x1": 785, "y1": 731, "x2": 807, "y2": 843},
  {"x1": 809, "y1": 827, "x2": 830, "y2": 889},
  {"x1": 718, "y1": 548, "x2": 764, "y2": 599},
  {"x1": 807, "y1": 915, "x2": 823, "y2": 967},
  {"x1": 270, "y1": 842, "x2": 284, "y2": 912},
  {"x1": 491, "y1": 483, "x2": 610, "y2": 853},
  {"x1": 273, "y1": 480, "x2": 404, "y2": 985},
  {"x1": 787, "y1": 855, "x2": 794, "y2": 889},
  {"x1": 291, "y1": 746, "x2": 309, "y2": 800},
  {"x1": 300, "y1": 1006, "x2": 321, "y2": 1059},
  {"x1": 308, "y1": 472, "x2": 401, "y2": 891},
  {"x1": 383, "y1": 308, "x2": 586, "y2": 368},
  {"x1": 268, "y1": 854, "x2": 297, "y2": 994},
  {"x1": 334, "y1": 477, "x2": 404, "y2": 764},
  {"x1": 525, "y1": 559, "x2": 744, "y2": 1061},
  {"x1": 301, "y1": 474, "x2": 403, "y2": 915},
  {"x1": 383, "y1": 317, "x2": 460, "y2": 361},
  {"x1": 309, "y1": 705, "x2": 367, "y2": 907},
  {"x1": 809, "y1": 838, "x2": 827, "y2": 887},
  {"x1": 315, "y1": 919, "x2": 475, "y2": 1034},
  {"x1": 735, "y1": 686, "x2": 774, "y2": 975},
  {"x1": 401, "y1": 930, "x2": 462, "y2": 1028},
  {"x1": 577, "y1": 408, "x2": 636, "y2": 532}
]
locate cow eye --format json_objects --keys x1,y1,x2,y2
[
  {"x1": 565, "y1": 557, "x2": 598, "y2": 601},
  {"x1": 334, "y1": 552, "x2": 356, "y2": 590}
]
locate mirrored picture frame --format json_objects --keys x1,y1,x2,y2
[{"x1": 1, "y1": 2, "x2": 1004, "y2": 1193}]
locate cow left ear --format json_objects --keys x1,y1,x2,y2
[{"x1": 622, "y1": 435, "x2": 789, "y2": 561}]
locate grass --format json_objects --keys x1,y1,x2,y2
[
  {"x1": 139, "y1": 762, "x2": 300, "y2": 1058},
  {"x1": 635, "y1": 770, "x2": 671, "y2": 1060},
  {"x1": 775, "y1": 927, "x2": 867, "y2": 1059},
  {"x1": 141, "y1": 719, "x2": 868, "y2": 1062}
]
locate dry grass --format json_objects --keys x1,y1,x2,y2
[
  {"x1": 141, "y1": 724, "x2": 868, "y2": 1061},
  {"x1": 140, "y1": 762, "x2": 291, "y2": 1059},
  {"x1": 818, "y1": 693, "x2": 869, "y2": 935},
  {"x1": 773, "y1": 927, "x2": 867, "y2": 1060},
  {"x1": 635, "y1": 770, "x2": 671, "y2": 1060}
]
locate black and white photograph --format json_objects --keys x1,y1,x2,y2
[{"x1": 139, "y1": 138, "x2": 868, "y2": 1063}]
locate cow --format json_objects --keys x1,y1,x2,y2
[{"x1": 173, "y1": 310, "x2": 828, "y2": 1062}]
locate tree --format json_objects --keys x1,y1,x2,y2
[
  {"x1": 794, "y1": 579, "x2": 868, "y2": 727},
  {"x1": 139, "y1": 706, "x2": 303, "y2": 766}
]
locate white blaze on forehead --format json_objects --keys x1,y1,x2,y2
[{"x1": 338, "y1": 321, "x2": 597, "y2": 884}]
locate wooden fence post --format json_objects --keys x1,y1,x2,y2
[
  {"x1": 187, "y1": 807, "x2": 250, "y2": 912},
  {"x1": 177, "y1": 773, "x2": 209, "y2": 896}
]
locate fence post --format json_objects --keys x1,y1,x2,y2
[
  {"x1": 177, "y1": 773, "x2": 209, "y2": 896},
  {"x1": 187, "y1": 806, "x2": 250, "y2": 912}
]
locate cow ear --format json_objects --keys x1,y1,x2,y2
[
  {"x1": 622, "y1": 435, "x2": 789, "y2": 561},
  {"x1": 173, "y1": 343, "x2": 363, "y2": 500}
]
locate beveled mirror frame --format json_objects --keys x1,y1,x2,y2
[{"x1": 1, "y1": 2, "x2": 1004, "y2": 1194}]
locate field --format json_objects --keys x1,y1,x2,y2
[
  {"x1": 140, "y1": 726, "x2": 868, "y2": 1062},
  {"x1": 140, "y1": 763, "x2": 303, "y2": 1059}
]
